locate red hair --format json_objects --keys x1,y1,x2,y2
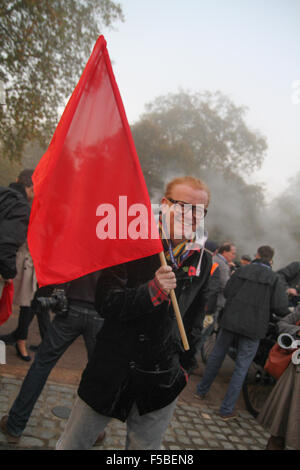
[{"x1": 165, "y1": 176, "x2": 210, "y2": 206}]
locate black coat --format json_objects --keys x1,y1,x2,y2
[
  {"x1": 276, "y1": 262, "x2": 300, "y2": 293},
  {"x1": 78, "y1": 250, "x2": 211, "y2": 421},
  {"x1": 220, "y1": 260, "x2": 289, "y2": 340},
  {"x1": 0, "y1": 184, "x2": 30, "y2": 279}
]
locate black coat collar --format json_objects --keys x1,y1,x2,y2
[{"x1": 9, "y1": 182, "x2": 27, "y2": 200}]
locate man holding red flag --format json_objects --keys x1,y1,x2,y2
[
  {"x1": 56, "y1": 176, "x2": 212, "y2": 450},
  {"x1": 1, "y1": 35, "x2": 164, "y2": 446},
  {"x1": 0, "y1": 35, "x2": 212, "y2": 448}
]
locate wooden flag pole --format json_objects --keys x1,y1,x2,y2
[{"x1": 159, "y1": 251, "x2": 190, "y2": 351}]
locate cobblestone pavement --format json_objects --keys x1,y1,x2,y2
[
  {"x1": 0, "y1": 313, "x2": 272, "y2": 451},
  {"x1": 0, "y1": 374, "x2": 270, "y2": 451}
]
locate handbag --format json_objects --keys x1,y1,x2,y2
[
  {"x1": 0, "y1": 282, "x2": 14, "y2": 326},
  {"x1": 264, "y1": 320, "x2": 300, "y2": 380}
]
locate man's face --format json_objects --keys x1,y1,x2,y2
[
  {"x1": 240, "y1": 258, "x2": 251, "y2": 266},
  {"x1": 223, "y1": 246, "x2": 237, "y2": 263},
  {"x1": 25, "y1": 185, "x2": 34, "y2": 202},
  {"x1": 161, "y1": 183, "x2": 209, "y2": 246}
]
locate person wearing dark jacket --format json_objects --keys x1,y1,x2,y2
[
  {"x1": 56, "y1": 176, "x2": 212, "y2": 450},
  {"x1": 0, "y1": 169, "x2": 36, "y2": 360},
  {"x1": 195, "y1": 245, "x2": 289, "y2": 420},
  {"x1": 276, "y1": 261, "x2": 300, "y2": 305},
  {"x1": 0, "y1": 171, "x2": 32, "y2": 284}
]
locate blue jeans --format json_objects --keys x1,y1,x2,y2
[
  {"x1": 6, "y1": 304, "x2": 104, "y2": 437},
  {"x1": 196, "y1": 328, "x2": 259, "y2": 415}
]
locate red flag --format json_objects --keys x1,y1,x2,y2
[
  {"x1": 28, "y1": 35, "x2": 162, "y2": 287},
  {"x1": 0, "y1": 282, "x2": 14, "y2": 326}
]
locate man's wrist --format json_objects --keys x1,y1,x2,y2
[{"x1": 148, "y1": 278, "x2": 170, "y2": 306}]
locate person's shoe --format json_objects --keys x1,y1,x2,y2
[
  {"x1": 217, "y1": 411, "x2": 238, "y2": 421},
  {"x1": 266, "y1": 435, "x2": 285, "y2": 450},
  {"x1": 0, "y1": 416, "x2": 21, "y2": 444},
  {"x1": 0, "y1": 334, "x2": 16, "y2": 345},
  {"x1": 194, "y1": 392, "x2": 206, "y2": 400},
  {"x1": 93, "y1": 431, "x2": 106, "y2": 447},
  {"x1": 15, "y1": 343, "x2": 31, "y2": 362}
]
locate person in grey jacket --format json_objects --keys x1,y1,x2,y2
[
  {"x1": 213, "y1": 243, "x2": 236, "y2": 316},
  {"x1": 257, "y1": 307, "x2": 300, "y2": 450},
  {"x1": 195, "y1": 245, "x2": 289, "y2": 420}
]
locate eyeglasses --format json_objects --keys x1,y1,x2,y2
[{"x1": 167, "y1": 198, "x2": 207, "y2": 219}]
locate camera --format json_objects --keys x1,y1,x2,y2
[{"x1": 36, "y1": 289, "x2": 68, "y2": 317}]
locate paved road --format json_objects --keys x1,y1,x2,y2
[{"x1": 0, "y1": 310, "x2": 270, "y2": 450}]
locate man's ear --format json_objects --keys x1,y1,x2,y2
[{"x1": 161, "y1": 198, "x2": 170, "y2": 214}]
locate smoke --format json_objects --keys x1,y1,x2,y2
[
  {"x1": 150, "y1": 169, "x2": 300, "y2": 270},
  {"x1": 261, "y1": 172, "x2": 300, "y2": 269},
  {"x1": 205, "y1": 170, "x2": 300, "y2": 269}
]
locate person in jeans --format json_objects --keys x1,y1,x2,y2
[
  {"x1": 195, "y1": 245, "x2": 289, "y2": 420},
  {"x1": 0, "y1": 271, "x2": 104, "y2": 444}
]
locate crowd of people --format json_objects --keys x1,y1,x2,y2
[{"x1": 0, "y1": 171, "x2": 299, "y2": 450}]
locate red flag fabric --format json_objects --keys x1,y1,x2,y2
[
  {"x1": 0, "y1": 282, "x2": 14, "y2": 326},
  {"x1": 28, "y1": 35, "x2": 162, "y2": 287}
]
